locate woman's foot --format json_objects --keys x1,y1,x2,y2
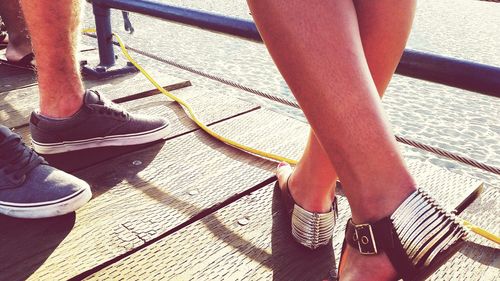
[
  {"x1": 276, "y1": 162, "x2": 335, "y2": 213},
  {"x1": 276, "y1": 161, "x2": 338, "y2": 250},
  {"x1": 4, "y1": 27, "x2": 33, "y2": 64},
  {"x1": 339, "y1": 243, "x2": 398, "y2": 281}
]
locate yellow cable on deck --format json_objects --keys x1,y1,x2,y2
[
  {"x1": 463, "y1": 220, "x2": 500, "y2": 244},
  {"x1": 82, "y1": 28, "x2": 499, "y2": 246},
  {"x1": 83, "y1": 28, "x2": 296, "y2": 165}
]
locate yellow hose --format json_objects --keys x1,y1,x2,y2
[
  {"x1": 82, "y1": 28, "x2": 297, "y2": 165},
  {"x1": 82, "y1": 28, "x2": 499, "y2": 246},
  {"x1": 462, "y1": 220, "x2": 500, "y2": 244}
]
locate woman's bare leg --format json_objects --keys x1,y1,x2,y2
[
  {"x1": 248, "y1": 0, "x2": 415, "y2": 279},
  {"x1": 276, "y1": 130, "x2": 336, "y2": 213},
  {"x1": 277, "y1": 0, "x2": 415, "y2": 216},
  {"x1": 339, "y1": 1, "x2": 417, "y2": 280}
]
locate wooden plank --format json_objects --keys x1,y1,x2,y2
[
  {"x1": 209, "y1": 108, "x2": 489, "y2": 219},
  {"x1": 84, "y1": 159, "x2": 484, "y2": 281},
  {"x1": 0, "y1": 59, "x2": 190, "y2": 128},
  {"x1": 14, "y1": 86, "x2": 260, "y2": 172},
  {"x1": 0, "y1": 98, "x2": 487, "y2": 281},
  {"x1": 82, "y1": 108, "x2": 483, "y2": 281},
  {"x1": 0, "y1": 90, "x2": 265, "y2": 281}
]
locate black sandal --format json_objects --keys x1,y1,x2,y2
[
  {"x1": 276, "y1": 162, "x2": 338, "y2": 250},
  {"x1": 0, "y1": 21, "x2": 7, "y2": 46},
  {"x1": 0, "y1": 52, "x2": 36, "y2": 70},
  {"x1": 338, "y1": 188, "x2": 468, "y2": 280}
]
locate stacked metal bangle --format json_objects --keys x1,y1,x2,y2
[
  {"x1": 291, "y1": 197, "x2": 338, "y2": 250},
  {"x1": 390, "y1": 188, "x2": 468, "y2": 267}
]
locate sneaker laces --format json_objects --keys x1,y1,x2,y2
[
  {"x1": 0, "y1": 133, "x2": 45, "y2": 184},
  {"x1": 93, "y1": 91, "x2": 129, "y2": 118}
]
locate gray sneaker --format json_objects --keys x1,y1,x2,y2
[
  {"x1": 30, "y1": 90, "x2": 169, "y2": 154},
  {"x1": 0, "y1": 126, "x2": 91, "y2": 218}
]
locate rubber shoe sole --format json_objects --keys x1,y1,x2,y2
[
  {"x1": 0, "y1": 185, "x2": 92, "y2": 219},
  {"x1": 32, "y1": 123, "x2": 169, "y2": 154}
]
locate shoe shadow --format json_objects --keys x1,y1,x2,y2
[
  {"x1": 0, "y1": 213, "x2": 75, "y2": 281},
  {"x1": 42, "y1": 140, "x2": 166, "y2": 173},
  {"x1": 459, "y1": 241, "x2": 500, "y2": 268},
  {"x1": 72, "y1": 140, "x2": 166, "y2": 199},
  {"x1": 271, "y1": 185, "x2": 338, "y2": 281}
]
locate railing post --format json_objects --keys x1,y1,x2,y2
[
  {"x1": 81, "y1": 0, "x2": 137, "y2": 79},
  {"x1": 92, "y1": 1, "x2": 116, "y2": 67}
]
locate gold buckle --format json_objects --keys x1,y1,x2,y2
[{"x1": 354, "y1": 224, "x2": 378, "y2": 255}]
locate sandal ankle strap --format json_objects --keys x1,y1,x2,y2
[{"x1": 344, "y1": 188, "x2": 468, "y2": 279}]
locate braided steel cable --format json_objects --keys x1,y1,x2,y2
[
  {"x1": 395, "y1": 136, "x2": 500, "y2": 175},
  {"x1": 85, "y1": 34, "x2": 500, "y2": 175},
  {"x1": 128, "y1": 47, "x2": 301, "y2": 108}
]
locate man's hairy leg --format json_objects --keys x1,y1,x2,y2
[{"x1": 20, "y1": 0, "x2": 84, "y2": 118}]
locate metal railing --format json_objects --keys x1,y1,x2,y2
[
  {"x1": 89, "y1": 0, "x2": 500, "y2": 98},
  {"x1": 85, "y1": 0, "x2": 500, "y2": 175}
]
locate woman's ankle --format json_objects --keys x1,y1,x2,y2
[
  {"x1": 276, "y1": 162, "x2": 336, "y2": 213},
  {"x1": 350, "y1": 180, "x2": 416, "y2": 223},
  {"x1": 288, "y1": 169, "x2": 336, "y2": 213}
]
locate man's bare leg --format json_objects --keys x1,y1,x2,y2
[
  {"x1": 248, "y1": 0, "x2": 415, "y2": 279},
  {"x1": 20, "y1": 0, "x2": 84, "y2": 118},
  {"x1": 18, "y1": 1, "x2": 169, "y2": 155},
  {"x1": 0, "y1": 0, "x2": 32, "y2": 62}
]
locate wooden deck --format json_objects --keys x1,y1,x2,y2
[{"x1": 0, "y1": 46, "x2": 498, "y2": 281}]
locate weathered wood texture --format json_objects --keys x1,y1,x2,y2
[
  {"x1": 0, "y1": 66, "x2": 37, "y2": 93},
  {"x1": 208, "y1": 108, "x2": 499, "y2": 281},
  {"x1": 0, "y1": 89, "x2": 265, "y2": 281},
  {"x1": 1, "y1": 52, "x2": 496, "y2": 281},
  {"x1": 84, "y1": 158, "x2": 483, "y2": 281},
  {"x1": 0, "y1": 50, "x2": 190, "y2": 128}
]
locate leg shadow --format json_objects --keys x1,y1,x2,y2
[
  {"x1": 0, "y1": 213, "x2": 75, "y2": 281},
  {"x1": 271, "y1": 184, "x2": 338, "y2": 281},
  {"x1": 0, "y1": 142, "x2": 165, "y2": 281}
]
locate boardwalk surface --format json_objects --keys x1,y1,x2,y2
[{"x1": 0, "y1": 42, "x2": 498, "y2": 281}]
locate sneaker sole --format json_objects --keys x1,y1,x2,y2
[
  {"x1": 0, "y1": 185, "x2": 92, "y2": 219},
  {"x1": 31, "y1": 123, "x2": 169, "y2": 154}
]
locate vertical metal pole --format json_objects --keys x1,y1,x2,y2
[{"x1": 92, "y1": 1, "x2": 115, "y2": 67}]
